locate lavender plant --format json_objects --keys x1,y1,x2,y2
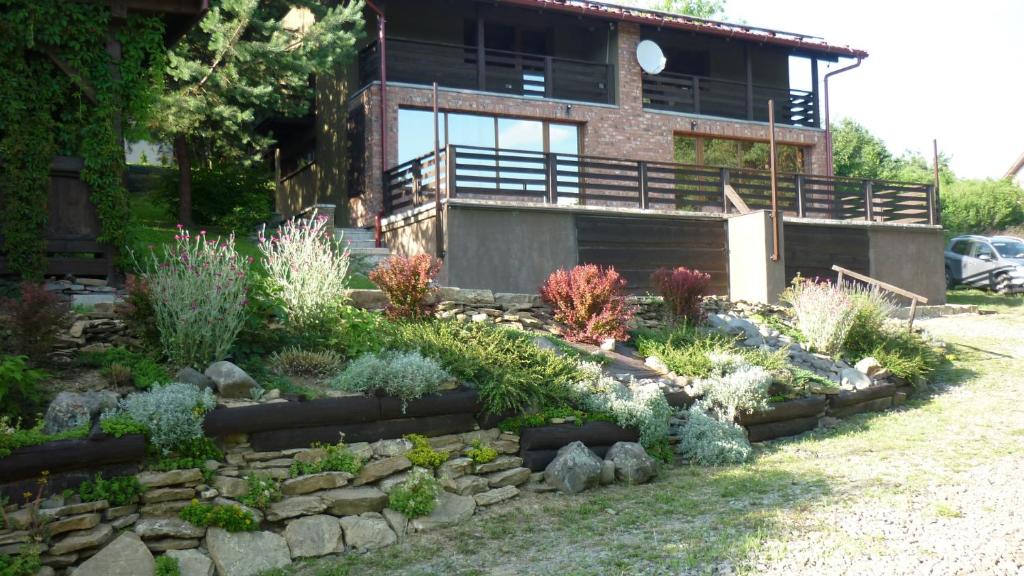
[
  {"x1": 144, "y1": 228, "x2": 249, "y2": 367},
  {"x1": 258, "y1": 213, "x2": 350, "y2": 330},
  {"x1": 781, "y1": 278, "x2": 858, "y2": 356}
]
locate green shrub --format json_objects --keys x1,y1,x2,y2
[
  {"x1": 79, "y1": 347, "x2": 168, "y2": 390},
  {"x1": 179, "y1": 502, "x2": 257, "y2": 532},
  {"x1": 0, "y1": 418, "x2": 89, "y2": 458},
  {"x1": 941, "y1": 178, "x2": 1024, "y2": 235},
  {"x1": 289, "y1": 442, "x2": 363, "y2": 478},
  {"x1": 465, "y1": 439, "x2": 498, "y2": 465},
  {"x1": 270, "y1": 346, "x2": 343, "y2": 378},
  {"x1": 676, "y1": 404, "x2": 752, "y2": 466},
  {"x1": 845, "y1": 327, "x2": 944, "y2": 386},
  {"x1": 155, "y1": 555, "x2": 181, "y2": 576},
  {"x1": 634, "y1": 325, "x2": 735, "y2": 378},
  {"x1": 78, "y1": 474, "x2": 145, "y2": 506},
  {"x1": 404, "y1": 434, "x2": 448, "y2": 469},
  {"x1": 99, "y1": 413, "x2": 149, "y2": 438},
  {"x1": 102, "y1": 383, "x2": 216, "y2": 454},
  {"x1": 159, "y1": 163, "x2": 273, "y2": 232},
  {"x1": 387, "y1": 321, "x2": 581, "y2": 415},
  {"x1": 387, "y1": 468, "x2": 440, "y2": 518},
  {"x1": 0, "y1": 545, "x2": 42, "y2": 576},
  {"x1": 239, "y1": 474, "x2": 281, "y2": 511},
  {"x1": 842, "y1": 284, "x2": 898, "y2": 353},
  {"x1": 331, "y1": 350, "x2": 450, "y2": 410},
  {"x1": 497, "y1": 407, "x2": 615, "y2": 435},
  {"x1": 333, "y1": 306, "x2": 392, "y2": 359},
  {"x1": 0, "y1": 355, "x2": 46, "y2": 423}
]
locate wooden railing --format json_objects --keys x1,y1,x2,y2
[
  {"x1": 833, "y1": 265, "x2": 929, "y2": 330},
  {"x1": 642, "y1": 71, "x2": 818, "y2": 127},
  {"x1": 359, "y1": 38, "x2": 612, "y2": 105},
  {"x1": 383, "y1": 145, "x2": 938, "y2": 226}
]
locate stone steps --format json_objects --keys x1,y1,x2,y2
[{"x1": 336, "y1": 228, "x2": 390, "y2": 266}]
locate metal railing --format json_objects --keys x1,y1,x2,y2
[
  {"x1": 359, "y1": 38, "x2": 613, "y2": 104},
  {"x1": 642, "y1": 70, "x2": 818, "y2": 127},
  {"x1": 384, "y1": 145, "x2": 937, "y2": 225}
]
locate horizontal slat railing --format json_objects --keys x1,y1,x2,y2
[
  {"x1": 359, "y1": 39, "x2": 611, "y2": 104},
  {"x1": 642, "y1": 70, "x2": 819, "y2": 127},
  {"x1": 382, "y1": 146, "x2": 937, "y2": 225}
]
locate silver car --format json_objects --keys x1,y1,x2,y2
[{"x1": 945, "y1": 235, "x2": 1024, "y2": 293}]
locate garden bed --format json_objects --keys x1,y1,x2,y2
[{"x1": 518, "y1": 421, "x2": 640, "y2": 471}]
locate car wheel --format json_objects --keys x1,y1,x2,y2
[
  {"x1": 995, "y1": 272, "x2": 1011, "y2": 294},
  {"x1": 945, "y1": 267, "x2": 955, "y2": 289}
]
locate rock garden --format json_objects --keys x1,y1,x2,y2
[{"x1": 0, "y1": 214, "x2": 949, "y2": 576}]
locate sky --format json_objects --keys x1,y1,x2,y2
[{"x1": 639, "y1": 0, "x2": 1024, "y2": 179}]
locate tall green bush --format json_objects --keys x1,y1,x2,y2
[
  {"x1": 942, "y1": 179, "x2": 1024, "y2": 234},
  {"x1": 159, "y1": 164, "x2": 273, "y2": 232},
  {"x1": 0, "y1": 356, "x2": 46, "y2": 423}
]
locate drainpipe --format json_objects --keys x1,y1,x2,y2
[
  {"x1": 366, "y1": 0, "x2": 387, "y2": 247},
  {"x1": 822, "y1": 58, "x2": 862, "y2": 177}
]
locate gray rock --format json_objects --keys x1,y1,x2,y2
[
  {"x1": 473, "y1": 455, "x2": 523, "y2": 474},
  {"x1": 644, "y1": 356, "x2": 669, "y2": 373},
  {"x1": 42, "y1": 391, "x2": 118, "y2": 434},
  {"x1": 166, "y1": 549, "x2": 215, "y2": 576},
  {"x1": 145, "y1": 538, "x2": 200, "y2": 552},
  {"x1": 370, "y1": 438, "x2": 413, "y2": 458},
  {"x1": 265, "y1": 496, "x2": 326, "y2": 522},
  {"x1": 474, "y1": 486, "x2": 519, "y2": 506},
  {"x1": 376, "y1": 471, "x2": 410, "y2": 494},
  {"x1": 204, "y1": 362, "x2": 257, "y2": 399},
  {"x1": 409, "y1": 492, "x2": 475, "y2": 532},
  {"x1": 543, "y1": 441, "x2": 602, "y2": 495},
  {"x1": 855, "y1": 356, "x2": 888, "y2": 378},
  {"x1": 283, "y1": 515, "x2": 343, "y2": 559},
  {"x1": 142, "y1": 487, "x2": 195, "y2": 504},
  {"x1": 600, "y1": 460, "x2": 615, "y2": 485},
  {"x1": 212, "y1": 476, "x2": 248, "y2": 499},
  {"x1": 137, "y1": 469, "x2": 202, "y2": 488},
  {"x1": 47, "y1": 512, "x2": 100, "y2": 536},
  {"x1": 281, "y1": 471, "x2": 351, "y2": 495},
  {"x1": 441, "y1": 475, "x2": 490, "y2": 496},
  {"x1": 726, "y1": 317, "x2": 760, "y2": 339},
  {"x1": 134, "y1": 517, "x2": 206, "y2": 540},
  {"x1": 605, "y1": 442, "x2": 657, "y2": 485},
  {"x1": 320, "y1": 486, "x2": 388, "y2": 516},
  {"x1": 486, "y1": 467, "x2": 530, "y2": 488},
  {"x1": 353, "y1": 455, "x2": 411, "y2": 486},
  {"x1": 73, "y1": 532, "x2": 153, "y2": 576},
  {"x1": 840, "y1": 367, "x2": 873, "y2": 390},
  {"x1": 175, "y1": 367, "x2": 216, "y2": 392},
  {"x1": 50, "y1": 523, "x2": 113, "y2": 555},
  {"x1": 205, "y1": 528, "x2": 291, "y2": 576},
  {"x1": 340, "y1": 512, "x2": 397, "y2": 551},
  {"x1": 437, "y1": 457, "x2": 473, "y2": 480},
  {"x1": 381, "y1": 508, "x2": 408, "y2": 541}
]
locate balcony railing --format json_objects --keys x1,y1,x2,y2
[
  {"x1": 384, "y1": 146, "x2": 937, "y2": 226},
  {"x1": 643, "y1": 71, "x2": 818, "y2": 127},
  {"x1": 359, "y1": 38, "x2": 613, "y2": 105}
]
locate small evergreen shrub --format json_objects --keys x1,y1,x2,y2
[
  {"x1": 269, "y1": 346, "x2": 343, "y2": 378},
  {"x1": 465, "y1": 439, "x2": 498, "y2": 465},
  {"x1": 179, "y1": 501, "x2": 257, "y2": 532},
  {"x1": 676, "y1": 404, "x2": 752, "y2": 466},
  {"x1": 540, "y1": 264, "x2": 635, "y2": 344},
  {"x1": 99, "y1": 413, "x2": 149, "y2": 438},
  {"x1": 289, "y1": 442, "x2": 363, "y2": 477},
  {"x1": 404, "y1": 434, "x2": 448, "y2": 469},
  {"x1": 102, "y1": 383, "x2": 216, "y2": 454},
  {"x1": 78, "y1": 474, "x2": 145, "y2": 506},
  {"x1": 331, "y1": 350, "x2": 449, "y2": 409},
  {"x1": 0, "y1": 282, "x2": 71, "y2": 361},
  {"x1": 79, "y1": 347, "x2": 168, "y2": 390},
  {"x1": 634, "y1": 325, "x2": 736, "y2": 378},
  {"x1": 368, "y1": 254, "x2": 441, "y2": 320},
  {"x1": 155, "y1": 555, "x2": 181, "y2": 576},
  {"x1": 651, "y1": 266, "x2": 711, "y2": 324},
  {"x1": 781, "y1": 277, "x2": 858, "y2": 356},
  {"x1": 258, "y1": 213, "x2": 350, "y2": 330},
  {"x1": 698, "y1": 353, "x2": 773, "y2": 421},
  {"x1": 144, "y1": 229, "x2": 249, "y2": 367},
  {"x1": 239, "y1": 474, "x2": 281, "y2": 511},
  {"x1": 0, "y1": 545, "x2": 42, "y2": 576},
  {"x1": 387, "y1": 468, "x2": 440, "y2": 518},
  {"x1": 0, "y1": 355, "x2": 46, "y2": 423}
]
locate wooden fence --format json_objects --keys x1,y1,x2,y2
[{"x1": 383, "y1": 145, "x2": 938, "y2": 225}]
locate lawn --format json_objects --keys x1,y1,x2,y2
[{"x1": 269, "y1": 292, "x2": 1024, "y2": 576}]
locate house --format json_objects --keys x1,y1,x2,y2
[
  {"x1": 278, "y1": 0, "x2": 945, "y2": 303},
  {"x1": 1007, "y1": 152, "x2": 1024, "y2": 187}
]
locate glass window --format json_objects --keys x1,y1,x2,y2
[
  {"x1": 992, "y1": 240, "x2": 1024, "y2": 258},
  {"x1": 548, "y1": 123, "x2": 579, "y2": 155},
  {"x1": 972, "y1": 242, "x2": 996, "y2": 260},
  {"x1": 673, "y1": 135, "x2": 806, "y2": 173},
  {"x1": 497, "y1": 118, "x2": 544, "y2": 152},
  {"x1": 951, "y1": 240, "x2": 970, "y2": 255},
  {"x1": 397, "y1": 109, "x2": 444, "y2": 164}
]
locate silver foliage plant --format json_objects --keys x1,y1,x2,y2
[
  {"x1": 258, "y1": 212, "x2": 350, "y2": 330},
  {"x1": 781, "y1": 278, "x2": 858, "y2": 356},
  {"x1": 331, "y1": 350, "x2": 451, "y2": 410},
  {"x1": 676, "y1": 402, "x2": 752, "y2": 466},
  {"x1": 698, "y1": 352, "x2": 773, "y2": 421},
  {"x1": 102, "y1": 383, "x2": 216, "y2": 454},
  {"x1": 572, "y1": 362, "x2": 672, "y2": 448}
]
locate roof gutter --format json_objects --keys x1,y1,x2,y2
[{"x1": 823, "y1": 57, "x2": 862, "y2": 178}]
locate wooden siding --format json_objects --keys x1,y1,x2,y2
[
  {"x1": 784, "y1": 223, "x2": 869, "y2": 283},
  {"x1": 576, "y1": 215, "x2": 728, "y2": 294}
]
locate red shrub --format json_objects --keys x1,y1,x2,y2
[
  {"x1": 369, "y1": 254, "x2": 442, "y2": 319},
  {"x1": 539, "y1": 264, "x2": 635, "y2": 344},
  {"x1": 1, "y1": 282, "x2": 71, "y2": 360},
  {"x1": 651, "y1": 266, "x2": 711, "y2": 324},
  {"x1": 117, "y1": 274, "x2": 161, "y2": 348}
]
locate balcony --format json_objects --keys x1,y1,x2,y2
[
  {"x1": 359, "y1": 38, "x2": 613, "y2": 105},
  {"x1": 383, "y1": 146, "x2": 937, "y2": 226},
  {"x1": 643, "y1": 71, "x2": 818, "y2": 127}
]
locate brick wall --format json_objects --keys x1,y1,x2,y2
[{"x1": 346, "y1": 23, "x2": 828, "y2": 227}]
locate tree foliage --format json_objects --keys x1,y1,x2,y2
[
  {"x1": 942, "y1": 179, "x2": 1024, "y2": 235},
  {"x1": 620, "y1": 0, "x2": 726, "y2": 19}
]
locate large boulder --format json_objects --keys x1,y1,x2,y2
[
  {"x1": 205, "y1": 528, "x2": 291, "y2": 576},
  {"x1": 165, "y1": 549, "x2": 214, "y2": 576},
  {"x1": 174, "y1": 367, "x2": 216, "y2": 392},
  {"x1": 840, "y1": 367, "x2": 872, "y2": 391},
  {"x1": 855, "y1": 357, "x2": 888, "y2": 379},
  {"x1": 73, "y1": 532, "x2": 153, "y2": 576},
  {"x1": 283, "y1": 515, "x2": 343, "y2": 558},
  {"x1": 605, "y1": 442, "x2": 657, "y2": 485},
  {"x1": 42, "y1": 391, "x2": 118, "y2": 434},
  {"x1": 543, "y1": 441, "x2": 602, "y2": 495},
  {"x1": 340, "y1": 512, "x2": 397, "y2": 551},
  {"x1": 204, "y1": 361, "x2": 257, "y2": 398}
]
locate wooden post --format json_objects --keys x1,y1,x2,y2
[
  {"x1": 545, "y1": 153, "x2": 557, "y2": 204},
  {"x1": 274, "y1": 148, "x2": 282, "y2": 214},
  {"x1": 795, "y1": 174, "x2": 805, "y2": 217},
  {"x1": 768, "y1": 99, "x2": 780, "y2": 262},
  {"x1": 638, "y1": 161, "x2": 649, "y2": 209},
  {"x1": 907, "y1": 299, "x2": 918, "y2": 331},
  {"x1": 720, "y1": 167, "x2": 730, "y2": 213},
  {"x1": 446, "y1": 145, "x2": 457, "y2": 199},
  {"x1": 932, "y1": 139, "x2": 941, "y2": 226},
  {"x1": 926, "y1": 184, "x2": 935, "y2": 226},
  {"x1": 744, "y1": 46, "x2": 754, "y2": 120},
  {"x1": 863, "y1": 180, "x2": 874, "y2": 222},
  {"x1": 544, "y1": 56, "x2": 553, "y2": 98},
  {"x1": 693, "y1": 76, "x2": 701, "y2": 115},
  {"x1": 810, "y1": 57, "x2": 820, "y2": 127},
  {"x1": 476, "y1": 17, "x2": 486, "y2": 90}
]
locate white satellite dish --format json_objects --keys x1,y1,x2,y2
[{"x1": 636, "y1": 40, "x2": 666, "y2": 74}]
